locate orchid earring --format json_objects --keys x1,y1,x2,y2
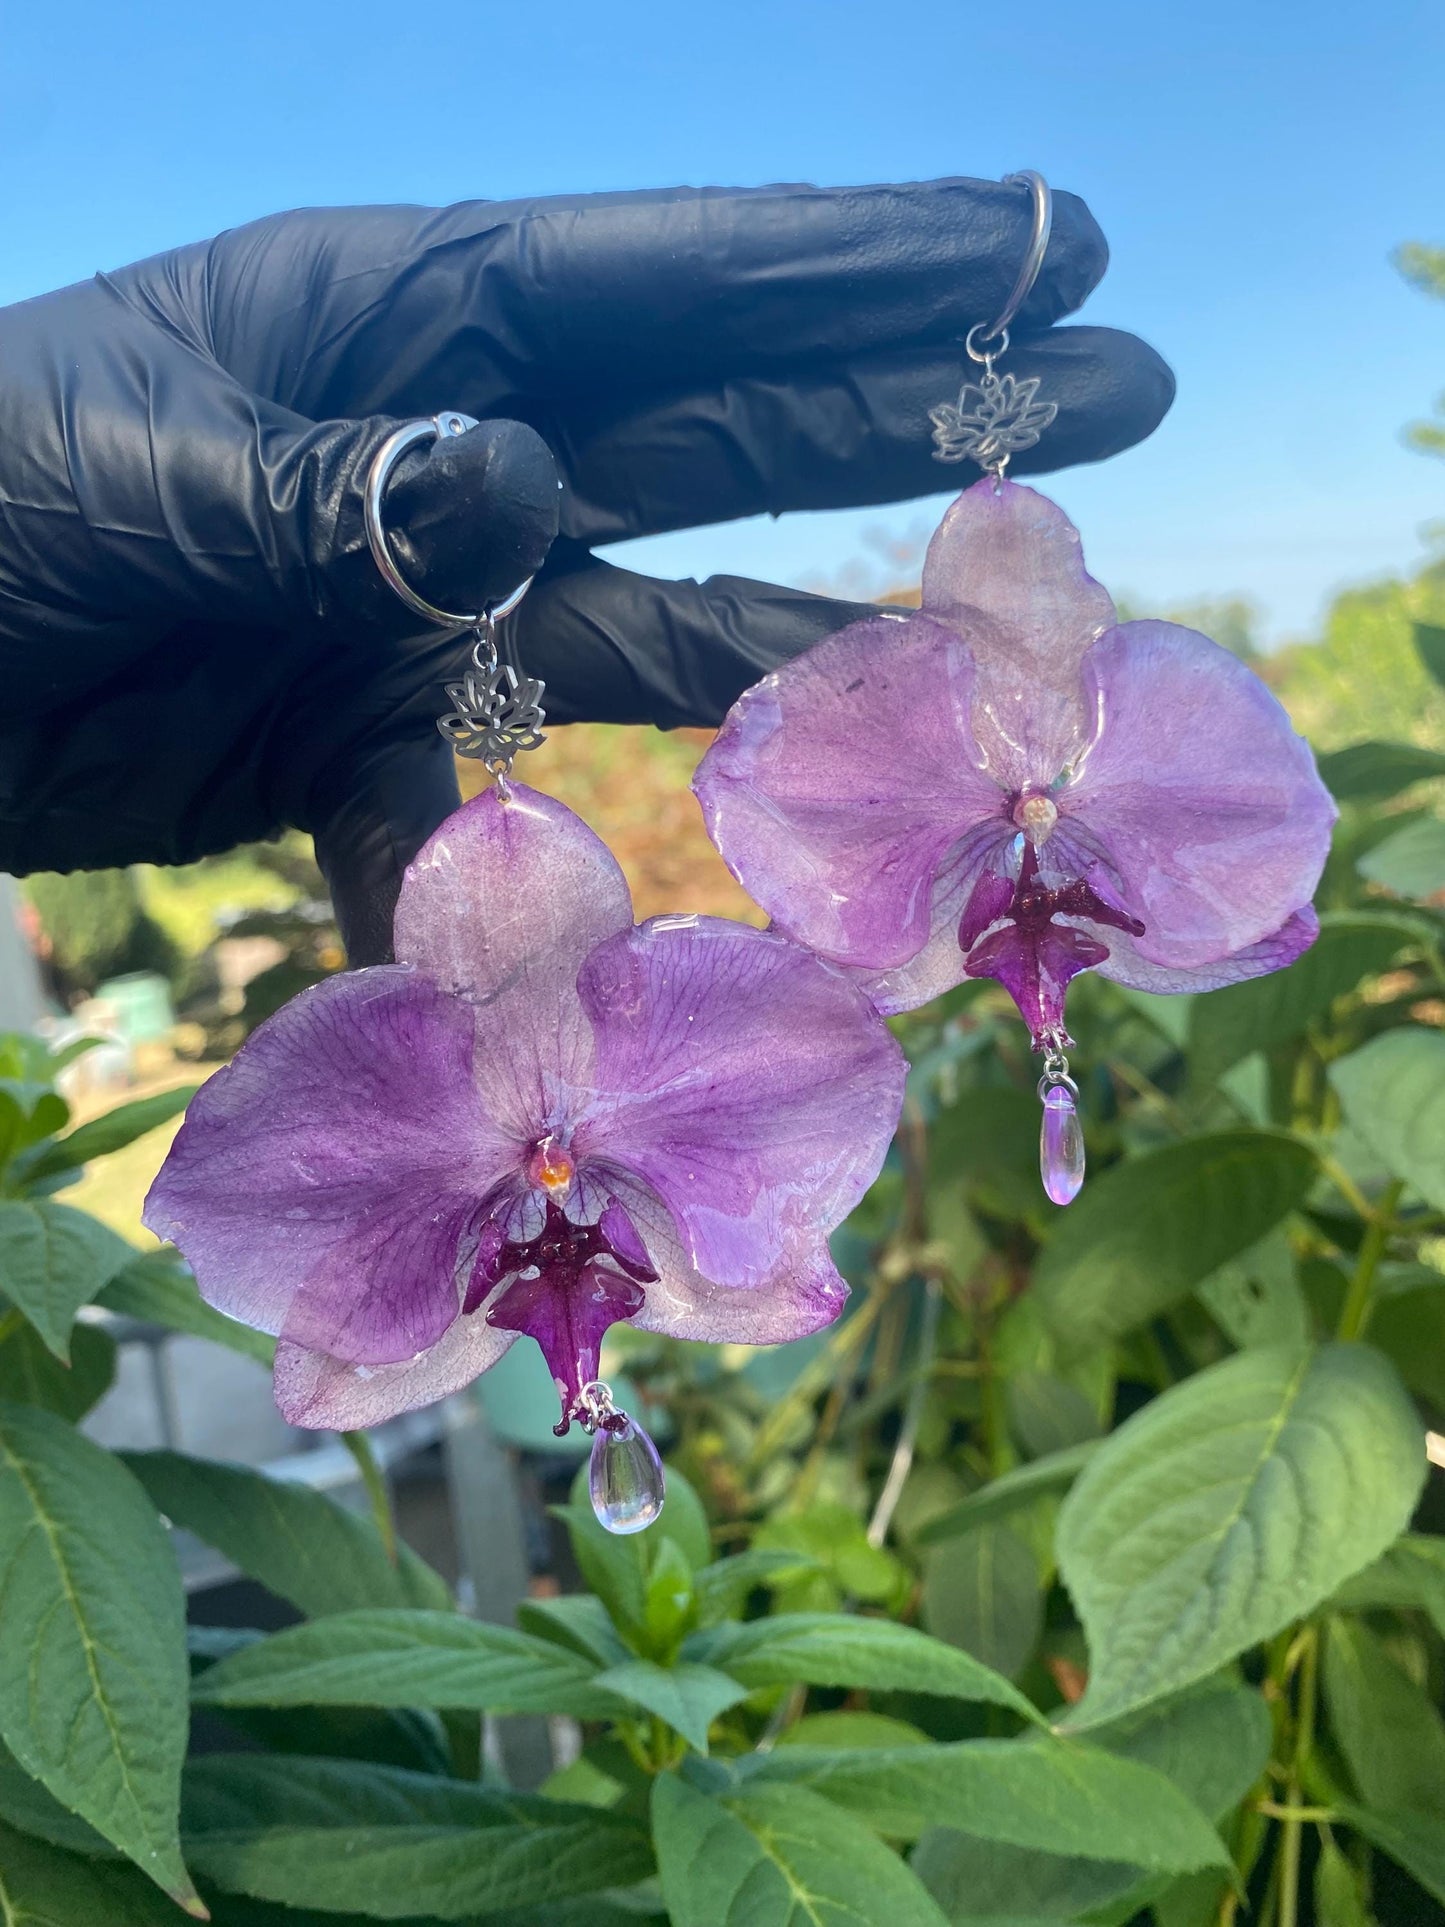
[
  {"x1": 695, "y1": 174, "x2": 1336, "y2": 1206},
  {"x1": 373, "y1": 412, "x2": 666, "y2": 1528},
  {"x1": 143, "y1": 415, "x2": 905, "y2": 1534}
]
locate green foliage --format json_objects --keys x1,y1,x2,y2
[
  {"x1": 123, "y1": 1450, "x2": 451, "y2": 1618},
  {"x1": 0, "y1": 1404, "x2": 199, "y2": 1909},
  {"x1": 181, "y1": 1754, "x2": 654, "y2": 1918},
  {"x1": 1057, "y1": 1344, "x2": 1423, "y2": 1729},
  {"x1": 652, "y1": 1773, "x2": 951, "y2": 1927},
  {"x1": 0, "y1": 616, "x2": 1441, "y2": 1927}
]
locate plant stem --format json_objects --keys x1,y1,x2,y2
[
  {"x1": 1276, "y1": 1624, "x2": 1319, "y2": 1927},
  {"x1": 1337, "y1": 1179, "x2": 1405, "y2": 1341},
  {"x1": 341, "y1": 1429, "x2": 396, "y2": 1564}
]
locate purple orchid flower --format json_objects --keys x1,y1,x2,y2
[
  {"x1": 694, "y1": 480, "x2": 1335, "y2": 1200},
  {"x1": 143, "y1": 785, "x2": 905, "y2": 1488}
]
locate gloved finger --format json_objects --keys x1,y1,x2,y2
[
  {"x1": 511, "y1": 550, "x2": 883, "y2": 731},
  {"x1": 307, "y1": 730, "x2": 462, "y2": 966},
  {"x1": 6, "y1": 274, "x2": 559, "y2": 635},
  {"x1": 192, "y1": 178, "x2": 1108, "y2": 420},
  {"x1": 548, "y1": 325, "x2": 1173, "y2": 545}
]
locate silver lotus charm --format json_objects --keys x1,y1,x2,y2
[
  {"x1": 929, "y1": 371, "x2": 1058, "y2": 468},
  {"x1": 438, "y1": 632, "x2": 546, "y2": 768}
]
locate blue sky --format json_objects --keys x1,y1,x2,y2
[{"x1": 2, "y1": 0, "x2": 1441, "y2": 640}]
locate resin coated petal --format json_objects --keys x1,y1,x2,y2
[
  {"x1": 1064, "y1": 623, "x2": 1336, "y2": 968},
  {"x1": 921, "y1": 479, "x2": 1116, "y2": 790},
  {"x1": 694, "y1": 613, "x2": 1004, "y2": 972},
  {"x1": 1095, "y1": 905, "x2": 1320, "y2": 996},
  {"x1": 608, "y1": 1174, "x2": 850, "y2": 1347},
  {"x1": 143, "y1": 967, "x2": 506, "y2": 1357},
  {"x1": 575, "y1": 917, "x2": 905, "y2": 1287},
  {"x1": 274, "y1": 1318, "x2": 517, "y2": 1431},
  {"x1": 394, "y1": 782, "x2": 633, "y2": 1131}
]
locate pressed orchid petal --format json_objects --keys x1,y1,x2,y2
[
  {"x1": 274, "y1": 1318, "x2": 517, "y2": 1431},
  {"x1": 694, "y1": 613, "x2": 1004, "y2": 972},
  {"x1": 574, "y1": 916, "x2": 905, "y2": 1287},
  {"x1": 1061, "y1": 621, "x2": 1337, "y2": 968},
  {"x1": 143, "y1": 967, "x2": 508, "y2": 1359},
  {"x1": 604, "y1": 1173, "x2": 850, "y2": 1346},
  {"x1": 394, "y1": 782, "x2": 633, "y2": 1132},
  {"x1": 1093, "y1": 904, "x2": 1321, "y2": 995},
  {"x1": 920, "y1": 479, "x2": 1116, "y2": 791}
]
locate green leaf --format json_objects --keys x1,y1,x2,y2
[
  {"x1": 651, "y1": 1773, "x2": 950, "y2": 1927},
  {"x1": 913, "y1": 1442, "x2": 1098, "y2": 1547},
  {"x1": 0, "y1": 1737, "x2": 116, "y2": 1858},
  {"x1": 692, "y1": 1548, "x2": 820, "y2": 1628},
  {"x1": 1416, "y1": 622, "x2": 1445, "y2": 691},
  {"x1": 1330, "y1": 1028, "x2": 1445, "y2": 1210},
  {"x1": 909, "y1": 1683, "x2": 1268, "y2": 1927},
  {"x1": 1332, "y1": 1533, "x2": 1445, "y2": 1637},
  {"x1": 97, "y1": 1250, "x2": 274, "y2": 1366},
  {"x1": 192, "y1": 1608, "x2": 625, "y2": 1718},
  {"x1": 921, "y1": 1524, "x2": 1043, "y2": 1683},
  {"x1": 0, "y1": 1821, "x2": 187, "y2": 1926},
  {"x1": 775, "y1": 1712, "x2": 931, "y2": 1751},
  {"x1": 1323, "y1": 1617, "x2": 1445, "y2": 1815},
  {"x1": 1357, "y1": 816, "x2": 1445, "y2": 899},
  {"x1": 0, "y1": 1403, "x2": 197, "y2": 1908},
  {"x1": 0, "y1": 1319, "x2": 115, "y2": 1421},
  {"x1": 23, "y1": 1085, "x2": 198, "y2": 1184},
  {"x1": 1187, "y1": 913, "x2": 1425, "y2": 1086},
  {"x1": 1093, "y1": 1682, "x2": 1272, "y2": 1823},
  {"x1": 751, "y1": 1736, "x2": 1229, "y2": 1871},
  {"x1": 121, "y1": 1450, "x2": 451, "y2": 1617},
  {"x1": 556, "y1": 1459, "x2": 709, "y2": 1646},
  {"x1": 591, "y1": 1661, "x2": 747, "y2": 1753},
  {"x1": 516, "y1": 1592, "x2": 632, "y2": 1666},
  {"x1": 0, "y1": 1200, "x2": 134, "y2": 1359},
  {"x1": 1031, "y1": 1131, "x2": 1318, "y2": 1350},
  {"x1": 1338, "y1": 1802, "x2": 1445, "y2": 1906},
  {"x1": 1196, "y1": 1229, "x2": 1307, "y2": 1351},
  {"x1": 183, "y1": 1754, "x2": 654, "y2": 1920},
  {"x1": 692, "y1": 1612, "x2": 1043, "y2": 1725},
  {"x1": 1057, "y1": 1343, "x2": 1424, "y2": 1729},
  {"x1": 1004, "y1": 1372, "x2": 1101, "y2": 1460},
  {"x1": 1314, "y1": 1834, "x2": 1377, "y2": 1927},
  {"x1": 1316, "y1": 739, "x2": 1445, "y2": 799}
]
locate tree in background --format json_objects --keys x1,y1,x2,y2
[{"x1": 1398, "y1": 241, "x2": 1445, "y2": 459}]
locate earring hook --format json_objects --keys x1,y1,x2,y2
[
  {"x1": 964, "y1": 170, "x2": 1053, "y2": 365},
  {"x1": 363, "y1": 412, "x2": 533, "y2": 629}
]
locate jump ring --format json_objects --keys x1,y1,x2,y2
[{"x1": 363, "y1": 412, "x2": 534, "y2": 630}]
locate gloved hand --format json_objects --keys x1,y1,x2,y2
[{"x1": 0, "y1": 178, "x2": 1173, "y2": 964}]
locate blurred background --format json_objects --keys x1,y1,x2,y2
[{"x1": 1, "y1": 0, "x2": 1441, "y2": 1686}]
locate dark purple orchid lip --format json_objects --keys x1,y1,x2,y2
[
  {"x1": 957, "y1": 802, "x2": 1146, "y2": 1048},
  {"x1": 470, "y1": 1175, "x2": 661, "y2": 1434}
]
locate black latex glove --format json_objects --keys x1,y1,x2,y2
[{"x1": 0, "y1": 178, "x2": 1173, "y2": 964}]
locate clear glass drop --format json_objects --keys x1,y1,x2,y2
[
  {"x1": 588, "y1": 1415, "x2": 665, "y2": 1535},
  {"x1": 1040, "y1": 1083, "x2": 1085, "y2": 1206}
]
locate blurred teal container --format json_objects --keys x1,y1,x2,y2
[{"x1": 96, "y1": 971, "x2": 174, "y2": 1044}]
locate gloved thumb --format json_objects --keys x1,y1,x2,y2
[{"x1": 308, "y1": 730, "x2": 463, "y2": 967}]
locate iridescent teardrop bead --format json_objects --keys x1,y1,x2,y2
[
  {"x1": 1040, "y1": 1083, "x2": 1085, "y2": 1206},
  {"x1": 588, "y1": 1415, "x2": 665, "y2": 1534}
]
